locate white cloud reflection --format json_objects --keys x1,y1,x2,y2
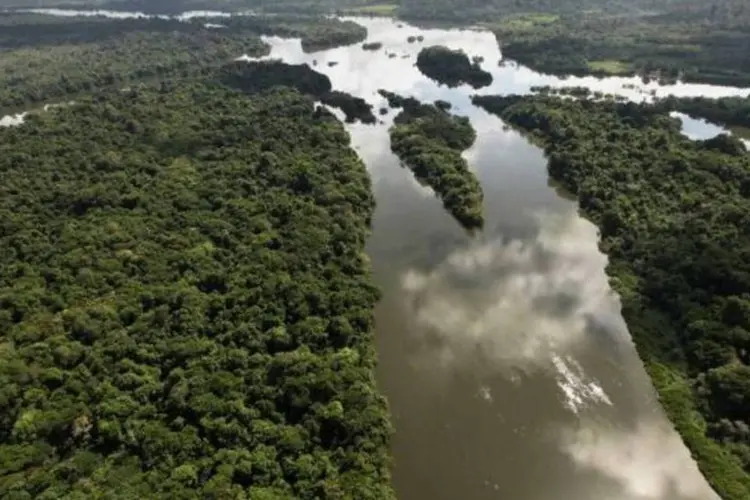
[
  {"x1": 561, "y1": 420, "x2": 720, "y2": 500},
  {"x1": 400, "y1": 212, "x2": 615, "y2": 374}
]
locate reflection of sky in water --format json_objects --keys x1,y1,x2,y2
[
  {"x1": 2, "y1": 11, "x2": 731, "y2": 500},
  {"x1": 674, "y1": 111, "x2": 750, "y2": 148},
  {"x1": 398, "y1": 211, "x2": 718, "y2": 500}
]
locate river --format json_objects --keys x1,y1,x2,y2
[{"x1": 6, "y1": 11, "x2": 750, "y2": 500}]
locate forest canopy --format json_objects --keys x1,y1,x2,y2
[
  {"x1": 0, "y1": 13, "x2": 368, "y2": 113},
  {"x1": 219, "y1": 60, "x2": 376, "y2": 124},
  {"x1": 382, "y1": 90, "x2": 483, "y2": 229},
  {"x1": 415, "y1": 45, "x2": 492, "y2": 89},
  {"x1": 490, "y1": 7, "x2": 750, "y2": 86},
  {"x1": 0, "y1": 77, "x2": 393, "y2": 498}
]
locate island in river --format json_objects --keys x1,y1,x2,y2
[
  {"x1": 415, "y1": 45, "x2": 492, "y2": 89},
  {"x1": 474, "y1": 91, "x2": 750, "y2": 500},
  {"x1": 382, "y1": 89, "x2": 483, "y2": 229}
]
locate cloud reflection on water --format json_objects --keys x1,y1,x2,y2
[
  {"x1": 561, "y1": 420, "x2": 720, "y2": 500},
  {"x1": 400, "y1": 212, "x2": 615, "y2": 374},
  {"x1": 398, "y1": 210, "x2": 719, "y2": 500}
]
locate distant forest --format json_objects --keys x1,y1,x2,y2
[{"x1": 0, "y1": 12, "x2": 366, "y2": 114}]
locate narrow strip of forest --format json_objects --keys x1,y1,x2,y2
[
  {"x1": 473, "y1": 92, "x2": 750, "y2": 500},
  {"x1": 383, "y1": 90, "x2": 483, "y2": 229}
]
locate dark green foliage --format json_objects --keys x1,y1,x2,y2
[
  {"x1": 220, "y1": 60, "x2": 375, "y2": 124},
  {"x1": 493, "y1": 10, "x2": 750, "y2": 86},
  {"x1": 385, "y1": 91, "x2": 483, "y2": 228},
  {"x1": 0, "y1": 0, "x2": 388, "y2": 15},
  {"x1": 378, "y1": 89, "x2": 420, "y2": 109},
  {"x1": 320, "y1": 91, "x2": 376, "y2": 124},
  {"x1": 0, "y1": 15, "x2": 270, "y2": 113},
  {"x1": 219, "y1": 60, "x2": 333, "y2": 96},
  {"x1": 416, "y1": 45, "x2": 492, "y2": 89},
  {"x1": 215, "y1": 15, "x2": 368, "y2": 52},
  {"x1": 0, "y1": 82, "x2": 394, "y2": 499},
  {"x1": 659, "y1": 95, "x2": 750, "y2": 130},
  {"x1": 435, "y1": 99, "x2": 452, "y2": 111},
  {"x1": 398, "y1": 0, "x2": 750, "y2": 24},
  {"x1": 473, "y1": 93, "x2": 750, "y2": 500}
]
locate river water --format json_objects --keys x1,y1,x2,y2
[{"x1": 6, "y1": 11, "x2": 750, "y2": 500}]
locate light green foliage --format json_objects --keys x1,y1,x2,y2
[
  {"x1": 587, "y1": 59, "x2": 631, "y2": 75},
  {"x1": 473, "y1": 92, "x2": 750, "y2": 500}
]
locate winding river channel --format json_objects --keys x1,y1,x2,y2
[{"x1": 7, "y1": 11, "x2": 750, "y2": 500}]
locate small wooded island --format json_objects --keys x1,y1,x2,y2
[
  {"x1": 381, "y1": 90, "x2": 483, "y2": 229},
  {"x1": 416, "y1": 45, "x2": 492, "y2": 89},
  {"x1": 473, "y1": 91, "x2": 750, "y2": 500}
]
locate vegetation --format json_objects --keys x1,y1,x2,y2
[
  {"x1": 382, "y1": 90, "x2": 483, "y2": 228},
  {"x1": 362, "y1": 42, "x2": 383, "y2": 51},
  {"x1": 215, "y1": 15, "x2": 367, "y2": 53},
  {"x1": 0, "y1": 12, "x2": 369, "y2": 114},
  {"x1": 657, "y1": 95, "x2": 750, "y2": 131},
  {"x1": 0, "y1": 0, "x2": 395, "y2": 15},
  {"x1": 416, "y1": 45, "x2": 492, "y2": 89},
  {"x1": 397, "y1": 0, "x2": 750, "y2": 24},
  {"x1": 492, "y1": 8, "x2": 750, "y2": 86},
  {"x1": 0, "y1": 15, "x2": 268, "y2": 113},
  {"x1": 218, "y1": 61, "x2": 377, "y2": 124},
  {"x1": 320, "y1": 91, "x2": 377, "y2": 124},
  {"x1": 219, "y1": 60, "x2": 332, "y2": 96},
  {"x1": 473, "y1": 92, "x2": 750, "y2": 500},
  {"x1": 0, "y1": 73, "x2": 394, "y2": 498},
  {"x1": 337, "y1": 4, "x2": 398, "y2": 16}
]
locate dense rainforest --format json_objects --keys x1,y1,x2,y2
[
  {"x1": 473, "y1": 92, "x2": 750, "y2": 500},
  {"x1": 381, "y1": 90, "x2": 483, "y2": 229},
  {"x1": 0, "y1": 12, "x2": 367, "y2": 113},
  {"x1": 218, "y1": 60, "x2": 376, "y2": 124},
  {"x1": 415, "y1": 46, "x2": 492, "y2": 89},
  {"x1": 0, "y1": 73, "x2": 394, "y2": 498}
]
